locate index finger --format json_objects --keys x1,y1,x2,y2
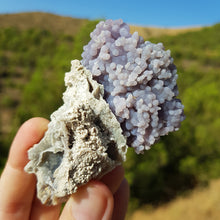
[{"x1": 0, "y1": 117, "x2": 49, "y2": 220}]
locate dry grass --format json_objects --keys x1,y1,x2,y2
[
  {"x1": 128, "y1": 179, "x2": 220, "y2": 220},
  {"x1": 130, "y1": 25, "x2": 202, "y2": 39},
  {"x1": 0, "y1": 12, "x2": 88, "y2": 36}
]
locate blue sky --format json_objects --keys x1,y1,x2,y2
[{"x1": 0, "y1": 0, "x2": 220, "y2": 28}]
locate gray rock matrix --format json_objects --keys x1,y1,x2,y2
[
  {"x1": 25, "y1": 60, "x2": 127, "y2": 205},
  {"x1": 82, "y1": 19, "x2": 185, "y2": 153}
]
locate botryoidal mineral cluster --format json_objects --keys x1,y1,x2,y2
[{"x1": 25, "y1": 19, "x2": 185, "y2": 205}]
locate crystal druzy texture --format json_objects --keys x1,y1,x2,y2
[
  {"x1": 82, "y1": 19, "x2": 185, "y2": 153},
  {"x1": 25, "y1": 60, "x2": 127, "y2": 205}
]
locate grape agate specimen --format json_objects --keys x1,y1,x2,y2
[
  {"x1": 25, "y1": 19, "x2": 185, "y2": 205},
  {"x1": 82, "y1": 19, "x2": 185, "y2": 153}
]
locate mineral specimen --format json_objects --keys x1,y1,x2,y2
[
  {"x1": 25, "y1": 19, "x2": 185, "y2": 205},
  {"x1": 24, "y1": 60, "x2": 127, "y2": 205},
  {"x1": 82, "y1": 19, "x2": 185, "y2": 153}
]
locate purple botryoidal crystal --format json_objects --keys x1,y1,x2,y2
[{"x1": 81, "y1": 19, "x2": 185, "y2": 153}]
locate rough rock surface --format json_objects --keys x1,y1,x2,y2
[
  {"x1": 82, "y1": 19, "x2": 185, "y2": 153},
  {"x1": 24, "y1": 60, "x2": 127, "y2": 205}
]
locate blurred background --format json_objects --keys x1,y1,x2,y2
[{"x1": 0, "y1": 0, "x2": 220, "y2": 219}]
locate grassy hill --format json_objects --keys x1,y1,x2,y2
[
  {"x1": 0, "y1": 12, "x2": 200, "y2": 38},
  {"x1": 1, "y1": 12, "x2": 220, "y2": 216}
]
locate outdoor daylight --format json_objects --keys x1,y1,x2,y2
[{"x1": 0, "y1": 0, "x2": 220, "y2": 219}]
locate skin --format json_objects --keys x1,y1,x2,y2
[{"x1": 0, "y1": 117, "x2": 129, "y2": 220}]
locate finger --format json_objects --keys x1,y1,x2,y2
[
  {"x1": 101, "y1": 165, "x2": 125, "y2": 194},
  {"x1": 8, "y1": 117, "x2": 49, "y2": 170},
  {"x1": 60, "y1": 181, "x2": 114, "y2": 220},
  {"x1": 0, "y1": 117, "x2": 49, "y2": 220},
  {"x1": 112, "y1": 178, "x2": 130, "y2": 220},
  {"x1": 30, "y1": 197, "x2": 61, "y2": 220}
]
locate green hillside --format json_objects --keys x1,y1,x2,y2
[
  {"x1": 0, "y1": 14, "x2": 99, "y2": 173},
  {"x1": 1, "y1": 12, "x2": 220, "y2": 211}
]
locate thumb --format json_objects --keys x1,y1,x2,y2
[{"x1": 60, "y1": 181, "x2": 114, "y2": 220}]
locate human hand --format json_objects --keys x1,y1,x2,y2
[{"x1": 0, "y1": 117, "x2": 129, "y2": 220}]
